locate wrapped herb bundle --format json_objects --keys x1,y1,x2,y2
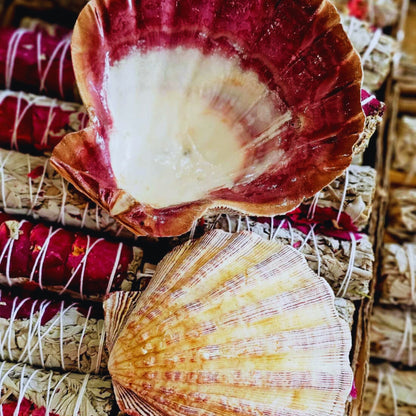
[
  {"x1": 0, "y1": 90, "x2": 87, "y2": 154},
  {"x1": 363, "y1": 363, "x2": 416, "y2": 416},
  {"x1": 387, "y1": 188, "x2": 416, "y2": 242},
  {"x1": 0, "y1": 27, "x2": 76, "y2": 100},
  {"x1": 203, "y1": 213, "x2": 374, "y2": 300},
  {"x1": 333, "y1": 0, "x2": 399, "y2": 27},
  {"x1": 303, "y1": 165, "x2": 376, "y2": 231},
  {"x1": 0, "y1": 290, "x2": 107, "y2": 373},
  {"x1": 380, "y1": 243, "x2": 416, "y2": 306},
  {"x1": 0, "y1": 212, "x2": 142, "y2": 299},
  {"x1": 0, "y1": 148, "x2": 376, "y2": 240},
  {"x1": 341, "y1": 15, "x2": 397, "y2": 91},
  {"x1": 0, "y1": 360, "x2": 114, "y2": 416},
  {"x1": 392, "y1": 116, "x2": 416, "y2": 176},
  {"x1": 370, "y1": 305, "x2": 415, "y2": 366},
  {"x1": 0, "y1": 148, "x2": 133, "y2": 238},
  {"x1": 335, "y1": 297, "x2": 356, "y2": 329}
]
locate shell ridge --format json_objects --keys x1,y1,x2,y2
[
  {"x1": 113, "y1": 273, "x2": 350, "y2": 373},
  {"x1": 113, "y1": 379, "x2": 167, "y2": 416},
  {"x1": 104, "y1": 291, "x2": 143, "y2": 353},
  {"x1": 131, "y1": 230, "x2": 235, "y2": 327},
  {"x1": 121, "y1": 381, "x2": 349, "y2": 416},
  {"x1": 129, "y1": 231, "x2": 268, "y2": 334}
]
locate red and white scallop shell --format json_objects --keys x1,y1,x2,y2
[
  {"x1": 104, "y1": 230, "x2": 353, "y2": 416},
  {"x1": 51, "y1": 0, "x2": 364, "y2": 237}
]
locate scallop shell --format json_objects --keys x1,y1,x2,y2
[
  {"x1": 104, "y1": 230, "x2": 353, "y2": 416},
  {"x1": 50, "y1": 0, "x2": 365, "y2": 237}
]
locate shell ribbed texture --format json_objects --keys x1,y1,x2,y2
[{"x1": 106, "y1": 230, "x2": 353, "y2": 416}]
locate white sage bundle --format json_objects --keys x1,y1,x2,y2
[
  {"x1": 203, "y1": 214, "x2": 374, "y2": 300},
  {"x1": 387, "y1": 188, "x2": 416, "y2": 242},
  {"x1": 363, "y1": 363, "x2": 416, "y2": 416},
  {"x1": 303, "y1": 165, "x2": 376, "y2": 231},
  {"x1": 0, "y1": 290, "x2": 107, "y2": 374},
  {"x1": 370, "y1": 305, "x2": 415, "y2": 366},
  {"x1": 392, "y1": 116, "x2": 416, "y2": 176},
  {"x1": 0, "y1": 148, "x2": 134, "y2": 239},
  {"x1": 0, "y1": 361, "x2": 114, "y2": 416},
  {"x1": 341, "y1": 15, "x2": 397, "y2": 91},
  {"x1": 380, "y1": 243, "x2": 416, "y2": 306},
  {"x1": 334, "y1": 297, "x2": 356, "y2": 329}
]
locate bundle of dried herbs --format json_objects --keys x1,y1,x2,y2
[
  {"x1": 0, "y1": 90, "x2": 87, "y2": 154},
  {"x1": 380, "y1": 243, "x2": 416, "y2": 306},
  {"x1": 370, "y1": 305, "x2": 415, "y2": 366},
  {"x1": 387, "y1": 188, "x2": 416, "y2": 242},
  {"x1": 0, "y1": 148, "x2": 376, "y2": 240},
  {"x1": 303, "y1": 165, "x2": 376, "y2": 231},
  {"x1": 0, "y1": 27, "x2": 76, "y2": 100},
  {"x1": 341, "y1": 15, "x2": 397, "y2": 91},
  {"x1": 0, "y1": 148, "x2": 133, "y2": 238},
  {"x1": 0, "y1": 360, "x2": 114, "y2": 416},
  {"x1": 392, "y1": 116, "x2": 416, "y2": 176},
  {"x1": 0, "y1": 290, "x2": 107, "y2": 373},
  {"x1": 0, "y1": 212, "x2": 142, "y2": 299},
  {"x1": 203, "y1": 213, "x2": 374, "y2": 300},
  {"x1": 363, "y1": 363, "x2": 416, "y2": 416}
]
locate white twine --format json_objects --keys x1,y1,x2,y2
[
  {"x1": 336, "y1": 168, "x2": 349, "y2": 224},
  {"x1": 27, "y1": 154, "x2": 33, "y2": 206},
  {"x1": 406, "y1": 244, "x2": 415, "y2": 305},
  {"x1": 95, "y1": 205, "x2": 100, "y2": 230},
  {"x1": 13, "y1": 365, "x2": 40, "y2": 416},
  {"x1": 36, "y1": 31, "x2": 71, "y2": 98},
  {"x1": 73, "y1": 374, "x2": 90, "y2": 416},
  {"x1": 95, "y1": 324, "x2": 106, "y2": 375},
  {"x1": 394, "y1": 309, "x2": 414, "y2": 366},
  {"x1": 188, "y1": 220, "x2": 197, "y2": 240},
  {"x1": 361, "y1": 93, "x2": 377, "y2": 107},
  {"x1": 245, "y1": 216, "x2": 251, "y2": 232},
  {"x1": 58, "y1": 177, "x2": 67, "y2": 226},
  {"x1": 16, "y1": 298, "x2": 41, "y2": 364},
  {"x1": 307, "y1": 192, "x2": 320, "y2": 220},
  {"x1": 225, "y1": 214, "x2": 232, "y2": 233},
  {"x1": 29, "y1": 226, "x2": 62, "y2": 288},
  {"x1": 10, "y1": 92, "x2": 44, "y2": 151},
  {"x1": 81, "y1": 202, "x2": 89, "y2": 229},
  {"x1": 336, "y1": 232, "x2": 357, "y2": 297},
  {"x1": 77, "y1": 305, "x2": 92, "y2": 373},
  {"x1": 0, "y1": 152, "x2": 12, "y2": 212},
  {"x1": 0, "y1": 362, "x2": 19, "y2": 416},
  {"x1": 105, "y1": 242, "x2": 123, "y2": 295},
  {"x1": 58, "y1": 236, "x2": 104, "y2": 297},
  {"x1": 45, "y1": 372, "x2": 69, "y2": 415},
  {"x1": 309, "y1": 225, "x2": 321, "y2": 277},
  {"x1": 27, "y1": 158, "x2": 49, "y2": 215},
  {"x1": 40, "y1": 99, "x2": 57, "y2": 148},
  {"x1": 361, "y1": 28, "x2": 383, "y2": 65},
  {"x1": 236, "y1": 215, "x2": 242, "y2": 232},
  {"x1": 5, "y1": 29, "x2": 27, "y2": 89},
  {"x1": 0, "y1": 297, "x2": 29, "y2": 361}
]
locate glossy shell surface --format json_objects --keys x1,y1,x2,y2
[
  {"x1": 104, "y1": 230, "x2": 353, "y2": 416},
  {"x1": 51, "y1": 0, "x2": 364, "y2": 237}
]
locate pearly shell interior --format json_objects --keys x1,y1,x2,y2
[{"x1": 104, "y1": 230, "x2": 353, "y2": 416}]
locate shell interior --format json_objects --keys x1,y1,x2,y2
[
  {"x1": 51, "y1": 0, "x2": 365, "y2": 237},
  {"x1": 104, "y1": 230, "x2": 353, "y2": 416}
]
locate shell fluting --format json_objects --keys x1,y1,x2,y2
[{"x1": 105, "y1": 230, "x2": 353, "y2": 416}]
